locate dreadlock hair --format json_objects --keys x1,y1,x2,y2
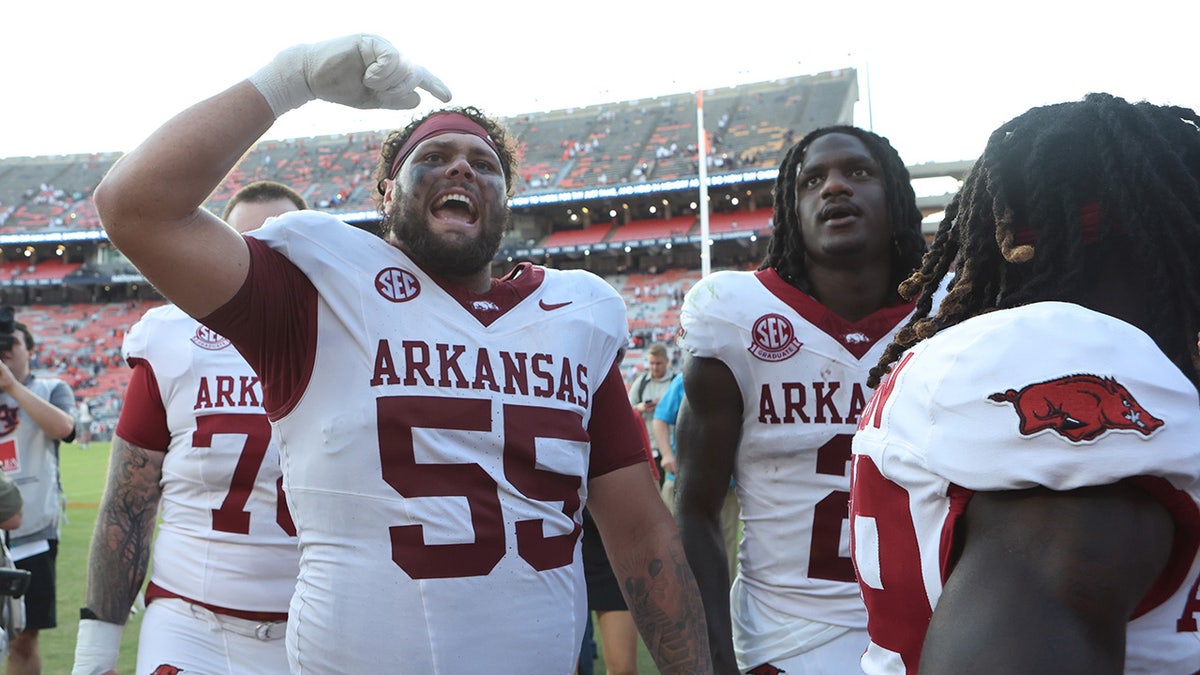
[
  {"x1": 760, "y1": 125, "x2": 926, "y2": 295},
  {"x1": 373, "y1": 105, "x2": 518, "y2": 211},
  {"x1": 868, "y1": 93, "x2": 1200, "y2": 388}
]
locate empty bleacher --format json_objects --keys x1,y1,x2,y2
[
  {"x1": 707, "y1": 208, "x2": 773, "y2": 235},
  {"x1": 607, "y1": 215, "x2": 696, "y2": 243},
  {"x1": 20, "y1": 300, "x2": 166, "y2": 417},
  {"x1": 19, "y1": 259, "x2": 81, "y2": 282},
  {"x1": 541, "y1": 223, "x2": 617, "y2": 249},
  {"x1": 617, "y1": 267, "x2": 706, "y2": 384}
]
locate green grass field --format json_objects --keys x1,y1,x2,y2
[{"x1": 45, "y1": 441, "x2": 658, "y2": 673}]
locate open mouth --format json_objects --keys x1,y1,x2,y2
[
  {"x1": 432, "y1": 193, "x2": 478, "y2": 226},
  {"x1": 820, "y1": 203, "x2": 860, "y2": 222}
]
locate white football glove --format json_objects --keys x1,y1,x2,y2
[
  {"x1": 248, "y1": 34, "x2": 452, "y2": 117},
  {"x1": 71, "y1": 618, "x2": 123, "y2": 675}
]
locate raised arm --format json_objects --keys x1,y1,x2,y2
[
  {"x1": 93, "y1": 34, "x2": 450, "y2": 319},
  {"x1": 675, "y1": 355, "x2": 742, "y2": 674},
  {"x1": 0, "y1": 363, "x2": 76, "y2": 440},
  {"x1": 587, "y1": 462, "x2": 712, "y2": 674},
  {"x1": 93, "y1": 80, "x2": 271, "y2": 318},
  {"x1": 73, "y1": 435, "x2": 165, "y2": 675},
  {"x1": 919, "y1": 482, "x2": 1173, "y2": 674}
]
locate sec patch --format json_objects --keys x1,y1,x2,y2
[{"x1": 748, "y1": 313, "x2": 802, "y2": 362}]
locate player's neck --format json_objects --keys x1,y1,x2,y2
[
  {"x1": 805, "y1": 261, "x2": 896, "y2": 323},
  {"x1": 432, "y1": 266, "x2": 495, "y2": 294}
]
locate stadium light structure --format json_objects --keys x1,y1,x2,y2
[{"x1": 697, "y1": 89, "x2": 711, "y2": 278}]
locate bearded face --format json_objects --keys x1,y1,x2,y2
[
  {"x1": 380, "y1": 132, "x2": 511, "y2": 278},
  {"x1": 382, "y1": 192, "x2": 509, "y2": 277}
]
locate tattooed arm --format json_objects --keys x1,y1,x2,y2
[
  {"x1": 588, "y1": 462, "x2": 712, "y2": 674},
  {"x1": 74, "y1": 436, "x2": 163, "y2": 674},
  {"x1": 84, "y1": 435, "x2": 165, "y2": 623}
]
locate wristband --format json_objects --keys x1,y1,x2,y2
[
  {"x1": 72, "y1": 618, "x2": 123, "y2": 675},
  {"x1": 247, "y1": 44, "x2": 312, "y2": 118}
]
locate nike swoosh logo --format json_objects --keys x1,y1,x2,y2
[{"x1": 539, "y1": 300, "x2": 573, "y2": 311}]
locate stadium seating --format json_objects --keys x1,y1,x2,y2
[
  {"x1": 0, "y1": 69, "x2": 853, "y2": 236},
  {"x1": 542, "y1": 223, "x2": 617, "y2": 249},
  {"x1": 617, "y1": 267, "x2": 706, "y2": 383},
  {"x1": 20, "y1": 300, "x2": 165, "y2": 434},
  {"x1": 707, "y1": 208, "x2": 772, "y2": 235},
  {"x1": 607, "y1": 215, "x2": 696, "y2": 243},
  {"x1": 18, "y1": 259, "x2": 81, "y2": 282}
]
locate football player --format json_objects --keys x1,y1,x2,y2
[
  {"x1": 91, "y1": 34, "x2": 710, "y2": 674},
  {"x1": 851, "y1": 93, "x2": 1200, "y2": 673},
  {"x1": 675, "y1": 126, "x2": 927, "y2": 674},
  {"x1": 74, "y1": 181, "x2": 306, "y2": 675}
]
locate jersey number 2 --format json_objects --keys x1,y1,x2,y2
[{"x1": 810, "y1": 433, "x2": 856, "y2": 582}]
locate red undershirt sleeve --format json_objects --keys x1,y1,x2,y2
[
  {"x1": 114, "y1": 359, "x2": 171, "y2": 452},
  {"x1": 587, "y1": 358, "x2": 650, "y2": 479},
  {"x1": 200, "y1": 236, "x2": 318, "y2": 419}
]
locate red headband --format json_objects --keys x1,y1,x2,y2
[{"x1": 388, "y1": 112, "x2": 501, "y2": 180}]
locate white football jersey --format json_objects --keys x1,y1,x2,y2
[
  {"x1": 679, "y1": 269, "x2": 916, "y2": 655},
  {"x1": 122, "y1": 304, "x2": 299, "y2": 614},
  {"x1": 851, "y1": 302, "x2": 1200, "y2": 674},
  {"x1": 240, "y1": 213, "x2": 632, "y2": 674}
]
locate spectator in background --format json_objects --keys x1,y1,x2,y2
[
  {"x1": 628, "y1": 343, "x2": 674, "y2": 484},
  {"x1": 653, "y1": 373, "x2": 682, "y2": 492},
  {"x1": 73, "y1": 181, "x2": 306, "y2": 675},
  {"x1": 92, "y1": 33, "x2": 709, "y2": 673},
  {"x1": 851, "y1": 93, "x2": 1200, "y2": 674},
  {"x1": 676, "y1": 125, "x2": 927, "y2": 674},
  {"x1": 0, "y1": 310, "x2": 78, "y2": 675}
]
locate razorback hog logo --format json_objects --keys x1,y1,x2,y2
[
  {"x1": 988, "y1": 374, "x2": 1164, "y2": 443},
  {"x1": 151, "y1": 665, "x2": 184, "y2": 675}
]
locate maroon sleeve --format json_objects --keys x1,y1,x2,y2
[
  {"x1": 114, "y1": 359, "x2": 172, "y2": 452},
  {"x1": 200, "y1": 236, "x2": 318, "y2": 419},
  {"x1": 587, "y1": 358, "x2": 651, "y2": 479}
]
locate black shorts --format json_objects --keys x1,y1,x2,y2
[
  {"x1": 15, "y1": 539, "x2": 57, "y2": 631},
  {"x1": 581, "y1": 510, "x2": 627, "y2": 612}
]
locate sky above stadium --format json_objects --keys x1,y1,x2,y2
[{"x1": 3, "y1": 0, "x2": 1194, "y2": 166}]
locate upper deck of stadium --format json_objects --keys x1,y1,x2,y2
[{"x1": 0, "y1": 66, "x2": 968, "y2": 256}]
